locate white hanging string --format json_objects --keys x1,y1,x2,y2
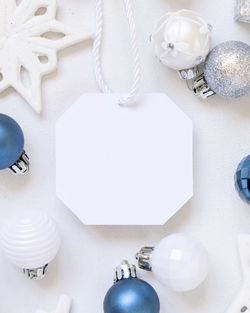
[{"x1": 93, "y1": 0, "x2": 141, "y2": 106}]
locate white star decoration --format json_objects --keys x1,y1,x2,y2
[
  {"x1": 226, "y1": 234, "x2": 250, "y2": 313},
  {"x1": 0, "y1": 0, "x2": 91, "y2": 113},
  {"x1": 36, "y1": 295, "x2": 72, "y2": 313}
]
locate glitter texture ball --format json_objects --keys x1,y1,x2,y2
[
  {"x1": 235, "y1": 155, "x2": 250, "y2": 204},
  {"x1": 204, "y1": 41, "x2": 250, "y2": 99},
  {"x1": 151, "y1": 10, "x2": 211, "y2": 70},
  {"x1": 150, "y1": 234, "x2": 209, "y2": 292}
]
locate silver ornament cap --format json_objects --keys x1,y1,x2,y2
[
  {"x1": 9, "y1": 150, "x2": 30, "y2": 175},
  {"x1": 204, "y1": 41, "x2": 250, "y2": 99},
  {"x1": 135, "y1": 247, "x2": 154, "y2": 271},
  {"x1": 23, "y1": 264, "x2": 48, "y2": 280},
  {"x1": 114, "y1": 260, "x2": 137, "y2": 283}
]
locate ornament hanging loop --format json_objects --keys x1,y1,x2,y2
[{"x1": 93, "y1": 0, "x2": 141, "y2": 106}]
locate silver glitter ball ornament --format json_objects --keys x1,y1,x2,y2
[{"x1": 204, "y1": 41, "x2": 250, "y2": 99}]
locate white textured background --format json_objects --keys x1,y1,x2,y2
[{"x1": 0, "y1": 0, "x2": 249, "y2": 312}]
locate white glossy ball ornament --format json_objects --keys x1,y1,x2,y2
[
  {"x1": 151, "y1": 10, "x2": 211, "y2": 70},
  {"x1": 0, "y1": 210, "x2": 60, "y2": 280},
  {"x1": 136, "y1": 234, "x2": 209, "y2": 292},
  {"x1": 152, "y1": 234, "x2": 209, "y2": 291}
]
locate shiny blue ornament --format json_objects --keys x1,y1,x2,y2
[
  {"x1": 104, "y1": 261, "x2": 160, "y2": 313},
  {"x1": 235, "y1": 155, "x2": 250, "y2": 203},
  {"x1": 0, "y1": 114, "x2": 29, "y2": 174}
]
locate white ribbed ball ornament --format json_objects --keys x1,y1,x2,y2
[
  {"x1": 0, "y1": 210, "x2": 60, "y2": 280},
  {"x1": 136, "y1": 234, "x2": 209, "y2": 292},
  {"x1": 151, "y1": 10, "x2": 212, "y2": 71}
]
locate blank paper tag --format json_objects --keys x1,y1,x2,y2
[{"x1": 56, "y1": 93, "x2": 193, "y2": 225}]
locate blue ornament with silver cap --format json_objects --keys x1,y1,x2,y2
[
  {"x1": 103, "y1": 260, "x2": 160, "y2": 313},
  {"x1": 0, "y1": 113, "x2": 29, "y2": 175},
  {"x1": 235, "y1": 155, "x2": 250, "y2": 204}
]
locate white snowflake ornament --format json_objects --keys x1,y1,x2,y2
[
  {"x1": 36, "y1": 295, "x2": 72, "y2": 313},
  {"x1": 0, "y1": 0, "x2": 92, "y2": 113},
  {"x1": 226, "y1": 235, "x2": 250, "y2": 313}
]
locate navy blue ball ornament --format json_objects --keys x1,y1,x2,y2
[
  {"x1": 235, "y1": 155, "x2": 250, "y2": 204},
  {"x1": 104, "y1": 260, "x2": 160, "y2": 313},
  {"x1": 0, "y1": 114, "x2": 29, "y2": 175}
]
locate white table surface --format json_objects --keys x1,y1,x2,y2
[{"x1": 0, "y1": 0, "x2": 249, "y2": 312}]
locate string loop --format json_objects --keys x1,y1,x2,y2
[{"x1": 93, "y1": 0, "x2": 141, "y2": 106}]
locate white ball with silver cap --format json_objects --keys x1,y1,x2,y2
[
  {"x1": 136, "y1": 233, "x2": 209, "y2": 292},
  {"x1": 0, "y1": 210, "x2": 60, "y2": 280},
  {"x1": 151, "y1": 10, "x2": 212, "y2": 79}
]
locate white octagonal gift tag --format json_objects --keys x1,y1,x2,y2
[{"x1": 56, "y1": 93, "x2": 193, "y2": 225}]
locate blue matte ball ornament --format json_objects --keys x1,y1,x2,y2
[
  {"x1": 104, "y1": 261, "x2": 160, "y2": 313},
  {"x1": 235, "y1": 155, "x2": 250, "y2": 204},
  {"x1": 104, "y1": 278, "x2": 160, "y2": 313},
  {"x1": 0, "y1": 114, "x2": 24, "y2": 170}
]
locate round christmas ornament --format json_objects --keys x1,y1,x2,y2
[
  {"x1": 194, "y1": 41, "x2": 250, "y2": 99},
  {"x1": 235, "y1": 155, "x2": 250, "y2": 204},
  {"x1": 104, "y1": 260, "x2": 160, "y2": 313},
  {"x1": 0, "y1": 113, "x2": 29, "y2": 175},
  {"x1": 0, "y1": 210, "x2": 60, "y2": 280},
  {"x1": 151, "y1": 10, "x2": 211, "y2": 77},
  {"x1": 151, "y1": 11, "x2": 250, "y2": 101},
  {"x1": 136, "y1": 233, "x2": 209, "y2": 292}
]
